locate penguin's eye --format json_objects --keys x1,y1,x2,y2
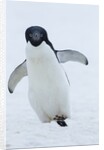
[
  {"x1": 40, "y1": 34, "x2": 43, "y2": 38},
  {"x1": 29, "y1": 33, "x2": 33, "y2": 38}
]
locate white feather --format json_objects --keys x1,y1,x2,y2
[{"x1": 26, "y1": 41, "x2": 70, "y2": 122}]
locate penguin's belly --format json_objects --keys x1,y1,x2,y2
[{"x1": 26, "y1": 42, "x2": 70, "y2": 122}]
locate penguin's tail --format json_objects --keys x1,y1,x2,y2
[
  {"x1": 57, "y1": 120, "x2": 67, "y2": 127},
  {"x1": 53, "y1": 115, "x2": 68, "y2": 127}
]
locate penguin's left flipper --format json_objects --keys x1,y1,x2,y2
[
  {"x1": 8, "y1": 60, "x2": 27, "y2": 93},
  {"x1": 56, "y1": 49, "x2": 88, "y2": 65}
]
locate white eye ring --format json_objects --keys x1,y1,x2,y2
[{"x1": 29, "y1": 33, "x2": 33, "y2": 37}]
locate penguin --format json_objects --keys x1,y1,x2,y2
[{"x1": 8, "y1": 26, "x2": 88, "y2": 127}]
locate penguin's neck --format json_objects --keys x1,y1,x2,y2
[
  {"x1": 26, "y1": 41, "x2": 56, "y2": 62},
  {"x1": 25, "y1": 41, "x2": 61, "y2": 85}
]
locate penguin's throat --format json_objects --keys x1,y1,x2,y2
[{"x1": 26, "y1": 41, "x2": 56, "y2": 63}]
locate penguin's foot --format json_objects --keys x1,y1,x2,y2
[
  {"x1": 53, "y1": 115, "x2": 67, "y2": 121},
  {"x1": 53, "y1": 115, "x2": 67, "y2": 127}
]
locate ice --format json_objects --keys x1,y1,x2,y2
[{"x1": 6, "y1": 1, "x2": 99, "y2": 149}]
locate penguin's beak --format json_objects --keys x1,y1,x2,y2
[
  {"x1": 32, "y1": 32, "x2": 41, "y2": 42},
  {"x1": 29, "y1": 31, "x2": 43, "y2": 46}
]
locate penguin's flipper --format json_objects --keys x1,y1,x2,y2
[
  {"x1": 56, "y1": 50, "x2": 88, "y2": 65},
  {"x1": 8, "y1": 60, "x2": 27, "y2": 93}
]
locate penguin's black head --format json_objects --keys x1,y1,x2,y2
[{"x1": 25, "y1": 26, "x2": 54, "y2": 49}]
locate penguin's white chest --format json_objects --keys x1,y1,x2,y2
[{"x1": 26, "y1": 42, "x2": 70, "y2": 122}]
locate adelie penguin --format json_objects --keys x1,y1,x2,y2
[{"x1": 8, "y1": 26, "x2": 88, "y2": 127}]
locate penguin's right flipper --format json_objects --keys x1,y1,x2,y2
[{"x1": 8, "y1": 60, "x2": 27, "y2": 93}]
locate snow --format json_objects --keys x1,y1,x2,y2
[{"x1": 6, "y1": 1, "x2": 99, "y2": 149}]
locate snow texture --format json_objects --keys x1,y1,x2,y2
[{"x1": 6, "y1": 1, "x2": 99, "y2": 149}]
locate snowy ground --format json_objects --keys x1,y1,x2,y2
[{"x1": 6, "y1": 1, "x2": 99, "y2": 149}]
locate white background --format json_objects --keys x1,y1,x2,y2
[{"x1": 3, "y1": 0, "x2": 104, "y2": 150}]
